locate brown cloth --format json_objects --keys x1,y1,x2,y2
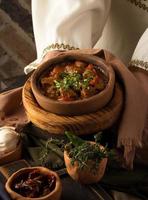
[
  {"x1": 0, "y1": 49, "x2": 147, "y2": 169},
  {"x1": 0, "y1": 87, "x2": 28, "y2": 127}
]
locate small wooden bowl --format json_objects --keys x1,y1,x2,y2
[
  {"x1": 64, "y1": 143, "x2": 108, "y2": 184},
  {"x1": 31, "y1": 53, "x2": 115, "y2": 116},
  {"x1": 0, "y1": 141, "x2": 22, "y2": 165},
  {"x1": 5, "y1": 167, "x2": 62, "y2": 200}
]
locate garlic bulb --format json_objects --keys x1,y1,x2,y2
[{"x1": 0, "y1": 126, "x2": 20, "y2": 157}]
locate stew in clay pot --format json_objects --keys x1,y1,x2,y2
[{"x1": 40, "y1": 61, "x2": 108, "y2": 101}]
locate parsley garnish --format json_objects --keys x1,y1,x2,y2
[
  {"x1": 54, "y1": 72, "x2": 94, "y2": 91},
  {"x1": 54, "y1": 73, "x2": 82, "y2": 91}
]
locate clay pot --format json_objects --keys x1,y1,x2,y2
[
  {"x1": 0, "y1": 141, "x2": 22, "y2": 165},
  {"x1": 64, "y1": 143, "x2": 108, "y2": 184},
  {"x1": 31, "y1": 53, "x2": 115, "y2": 116},
  {"x1": 5, "y1": 167, "x2": 62, "y2": 200}
]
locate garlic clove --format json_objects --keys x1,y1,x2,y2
[{"x1": 0, "y1": 126, "x2": 20, "y2": 157}]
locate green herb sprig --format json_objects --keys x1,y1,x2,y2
[
  {"x1": 65, "y1": 131, "x2": 114, "y2": 173},
  {"x1": 54, "y1": 72, "x2": 82, "y2": 91},
  {"x1": 38, "y1": 138, "x2": 65, "y2": 169},
  {"x1": 54, "y1": 71, "x2": 95, "y2": 92}
]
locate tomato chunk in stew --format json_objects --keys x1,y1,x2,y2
[{"x1": 40, "y1": 61, "x2": 107, "y2": 101}]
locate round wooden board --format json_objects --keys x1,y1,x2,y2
[{"x1": 22, "y1": 79, "x2": 123, "y2": 135}]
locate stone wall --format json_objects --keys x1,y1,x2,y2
[{"x1": 0, "y1": 0, "x2": 36, "y2": 84}]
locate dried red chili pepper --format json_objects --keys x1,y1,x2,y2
[{"x1": 13, "y1": 170, "x2": 56, "y2": 198}]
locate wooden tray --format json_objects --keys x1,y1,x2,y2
[{"x1": 22, "y1": 79, "x2": 123, "y2": 135}]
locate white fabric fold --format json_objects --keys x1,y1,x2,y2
[
  {"x1": 32, "y1": 0, "x2": 111, "y2": 58},
  {"x1": 132, "y1": 28, "x2": 148, "y2": 63},
  {"x1": 25, "y1": 0, "x2": 111, "y2": 74},
  {"x1": 130, "y1": 28, "x2": 148, "y2": 71}
]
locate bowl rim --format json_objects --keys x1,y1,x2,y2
[
  {"x1": 5, "y1": 166, "x2": 62, "y2": 199},
  {"x1": 31, "y1": 53, "x2": 115, "y2": 105},
  {"x1": 0, "y1": 140, "x2": 21, "y2": 164},
  {"x1": 64, "y1": 142, "x2": 107, "y2": 163}
]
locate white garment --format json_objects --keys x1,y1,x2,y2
[
  {"x1": 24, "y1": 0, "x2": 111, "y2": 73},
  {"x1": 130, "y1": 28, "x2": 148, "y2": 71},
  {"x1": 32, "y1": 0, "x2": 111, "y2": 58},
  {"x1": 24, "y1": 0, "x2": 148, "y2": 73},
  {"x1": 97, "y1": 0, "x2": 148, "y2": 65}
]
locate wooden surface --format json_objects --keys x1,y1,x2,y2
[{"x1": 22, "y1": 79, "x2": 123, "y2": 135}]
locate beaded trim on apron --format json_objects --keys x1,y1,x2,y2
[
  {"x1": 42, "y1": 43, "x2": 79, "y2": 58},
  {"x1": 129, "y1": 59, "x2": 148, "y2": 71},
  {"x1": 127, "y1": 0, "x2": 148, "y2": 12}
]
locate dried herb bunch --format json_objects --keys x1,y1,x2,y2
[
  {"x1": 65, "y1": 131, "x2": 113, "y2": 173},
  {"x1": 39, "y1": 138, "x2": 65, "y2": 169}
]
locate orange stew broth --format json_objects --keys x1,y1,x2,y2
[{"x1": 40, "y1": 61, "x2": 108, "y2": 101}]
